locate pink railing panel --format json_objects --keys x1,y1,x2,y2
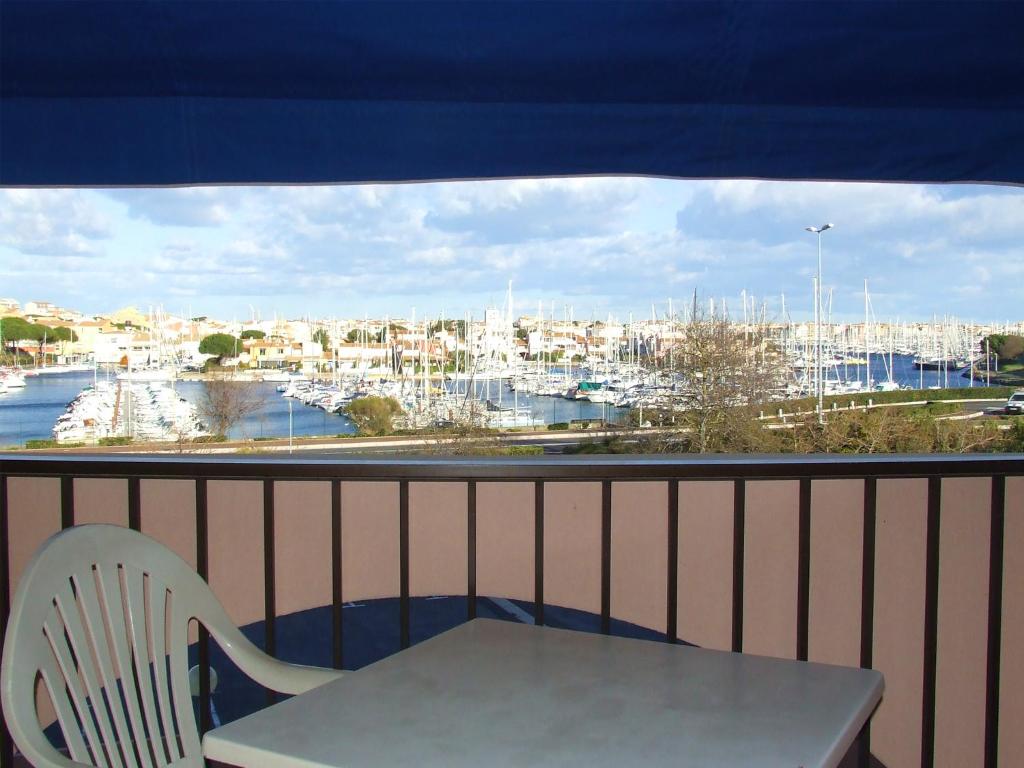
[
  {"x1": 934, "y1": 478, "x2": 991, "y2": 767},
  {"x1": 340, "y1": 481, "x2": 399, "y2": 602},
  {"x1": 808, "y1": 479, "x2": 864, "y2": 668},
  {"x1": 610, "y1": 481, "x2": 667, "y2": 634},
  {"x1": 6, "y1": 477, "x2": 60, "y2": 604},
  {"x1": 476, "y1": 482, "x2": 535, "y2": 603},
  {"x1": 409, "y1": 482, "x2": 468, "y2": 598},
  {"x1": 872, "y1": 478, "x2": 928, "y2": 768},
  {"x1": 73, "y1": 478, "x2": 127, "y2": 526},
  {"x1": 207, "y1": 480, "x2": 265, "y2": 628},
  {"x1": 676, "y1": 481, "x2": 733, "y2": 651},
  {"x1": 742, "y1": 480, "x2": 799, "y2": 659},
  {"x1": 544, "y1": 482, "x2": 601, "y2": 615},
  {"x1": 139, "y1": 479, "x2": 197, "y2": 570},
  {"x1": 275, "y1": 481, "x2": 333, "y2": 617}
]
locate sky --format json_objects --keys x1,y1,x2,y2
[{"x1": 0, "y1": 179, "x2": 1021, "y2": 324}]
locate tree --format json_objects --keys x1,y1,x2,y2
[
  {"x1": 345, "y1": 328, "x2": 361, "y2": 343},
  {"x1": 312, "y1": 328, "x2": 330, "y2": 352},
  {"x1": 345, "y1": 396, "x2": 403, "y2": 436},
  {"x1": 196, "y1": 373, "x2": 266, "y2": 439},
  {"x1": 240, "y1": 329, "x2": 266, "y2": 340},
  {"x1": 985, "y1": 334, "x2": 1024, "y2": 363},
  {"x1": 656, "y1": 301, "x2": 785, "y2": 453},
  {"x1": 198, "y1": 333, "x2": 239, "y2": 360},
  {"x1": 1, "y1": 317, "x2": 38, "y2": 360}
]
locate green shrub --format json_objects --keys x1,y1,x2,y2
[
  {"x1": 547, "y1": 422, "x2": 569, "y2": 430},
  {"x1": 345, "y1": 396, "x2": 404, "y2": 436},
  {"x1": 98, "y1": 436, "x2": 133, "y2": 446},
  {"x1": 502, "y1": 445, "x2": 544, "y2": 456},
  {"x1": 25, "y1": 439, "x2": 60, "y2": 449}
]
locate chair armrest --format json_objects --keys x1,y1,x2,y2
[
  {"x1": 251, "y1": 658, "x2": 345, "y2": 696},
  {"x1": 206, "y1": 619, "x2": 344, "y2": 695}
]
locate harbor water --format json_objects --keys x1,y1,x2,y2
[
  {"x1": 0, "y1": 373, "x2": 357, "y2": 447},
  {"x1": 0, "y1": 356, "x2": 989, "y2": 448}
]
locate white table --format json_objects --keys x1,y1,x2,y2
[{"x1": 203, "y1": 619, "x2": 882, "y2": 768}]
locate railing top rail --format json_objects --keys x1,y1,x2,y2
[{"x1": 1, "y1": 453, "x2": 1022, "y2": 482}]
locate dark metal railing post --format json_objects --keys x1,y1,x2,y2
[
  {"x1": 601, "y1": 481, "x2": 611, "y2": 635},
  {"x1": 0, "y1": 475, "x2": 13, "y2": 768},
  {"x1": 331, "y1": 479, "x2": 343, "y2": 670},
  {"x1": 399, "y1": 481, "x2": 410, "y2": 649},
  {"x1": 666, "y1": 480, "x2": 679, "y2": 643},
  {"x1": 797, "y1": 477, "x2": 811, "y2": 661},
  {"x1": 128, "y1": 476, "x2": 141, "y2": 531},
  {"x1": 467, "y1": 481, "x2": 477, "y2": 621},
  {"x1": 922, "y1": 476, "x2": 941, "y2": 768},
  {"x1": 534, "y1": 480, "x2": 544, "y2": 626},
  {"x1": 984, "y1": 475, "x2": 1006, "y2": 768},
  {"x1": 858, "y1": 476, "x2": 878, "y2": 768},
  {"x1": 731, "y1": 479, "x2": 745, "y2": 653},
  {"x1": 60, "y1": 475, "x2": 74, "y2": 529},
  {"x1": 195, "y1": 478, "x2": 212, "y2": 737},
  {"x1": 263, "y1": 479, "x2": 277, "y2": 707}
]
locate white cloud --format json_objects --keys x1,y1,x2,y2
[
  {"x1": 0, "y1": 189, "x2": 110, "y2": 256},
  {"x1": 105, "y1": 188, "x2": 232, "y2": 226},
  {"x1": 1, "y1": 179, "x2": 1020, "y2": 322}
]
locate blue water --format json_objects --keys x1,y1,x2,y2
[
  {"x1": 174, "y1": 380, "x2": 358, "y2": 441},
  {"x1": 832, "y1": 353, "x2": 980, "y2": 391},
  {"x1": 0, "y1": 355, "x2": 993, "y2": 447},
  {"x1": 0, "y1": 373, "x2": 357, "y2": 447}
]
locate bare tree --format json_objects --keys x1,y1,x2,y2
[
  {"x1": 660, "y1": 300, "x2": 786, "y2": 453},
  {"x1": 197, "y1": 372, "x2": 266, "y2": 440}
]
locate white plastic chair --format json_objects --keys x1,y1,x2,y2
[{"x1": 1, "y1": 524, "x2": 343, "y2": 768}]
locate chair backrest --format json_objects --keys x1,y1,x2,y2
[{"x1": 2, "y1": 525, "x2": 251, "y2": 768}]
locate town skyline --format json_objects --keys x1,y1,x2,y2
[{"x1": 1, "y1": 179, "x2": 1022, "y2": 323}]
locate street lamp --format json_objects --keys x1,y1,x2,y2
[{"x1": 804, "y1": 223, "x2": 833, "y2": 424}]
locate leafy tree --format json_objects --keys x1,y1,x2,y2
[
  {"x1": 345, "y1": 328, "x2": 361, "y2": 343},
  {"x1": 312, "y1": 328, "x2": 330, "y2": 352},
  {"x1": 240, "y1": 329, "x2": 266, "y2": 340},
  {"x1": 50, "y1": 326, "x2": 78, "y2": 342},
  {"x1": 0, "y1": 317, "x2": 42, "y2": 343},
  {"x1": 428, "y1": 319, "x2": 468, "y2": 336},
  {"x1": 345, "y1": 396, "x2": 403, "y2": 436},
  {"x1": 985, "y1": 334, "x2": 1024, "y2": 362},
  {"x1": 198, "y1": 333, "x2": 240, "y2": 360}
]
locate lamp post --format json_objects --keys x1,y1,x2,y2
[{"x1": 805, "y1": 223, "x2": 833, "y2": 423}]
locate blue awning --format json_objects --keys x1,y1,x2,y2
[{"x1": 2, "y1": 1, "x2": 1022, "y2": 186}]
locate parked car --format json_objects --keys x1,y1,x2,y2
[{"x1": 1005, "y1": 390, "x2": 1024, "y2": 415}]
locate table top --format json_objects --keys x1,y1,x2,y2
[{"x1": 203, "y1": 619, "x2": 883, "y2": 768}]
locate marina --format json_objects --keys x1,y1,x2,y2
[{"x1": 0, "y1": 349, "x2": 995, "y2": 448}]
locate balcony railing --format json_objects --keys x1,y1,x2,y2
[{"x1": 2, "y1": 453, "x2": 1022, "y2": 768}]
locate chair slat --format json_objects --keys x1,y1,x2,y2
[
  {"x1": 37, "y1": 639, "x2": 95, "y2": 766},
  {"x1": 124, "y1": 569, "x2": 171, "y2": 767},
  {"x1": 167, "y1": 606, "x2": 202, "y2": 760},
  {"x1": 94, "y1": 564, "x2": 157, "y2": 768},
  {"x1": 72, "y1": 569, "x2": 142, "y2": 768},
  {"x1": 53, "y1": 582, "x2": 126, "y2": 768},
  {"x1": 146, "y1": 583, "x2": 180, "y2": 763}
]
